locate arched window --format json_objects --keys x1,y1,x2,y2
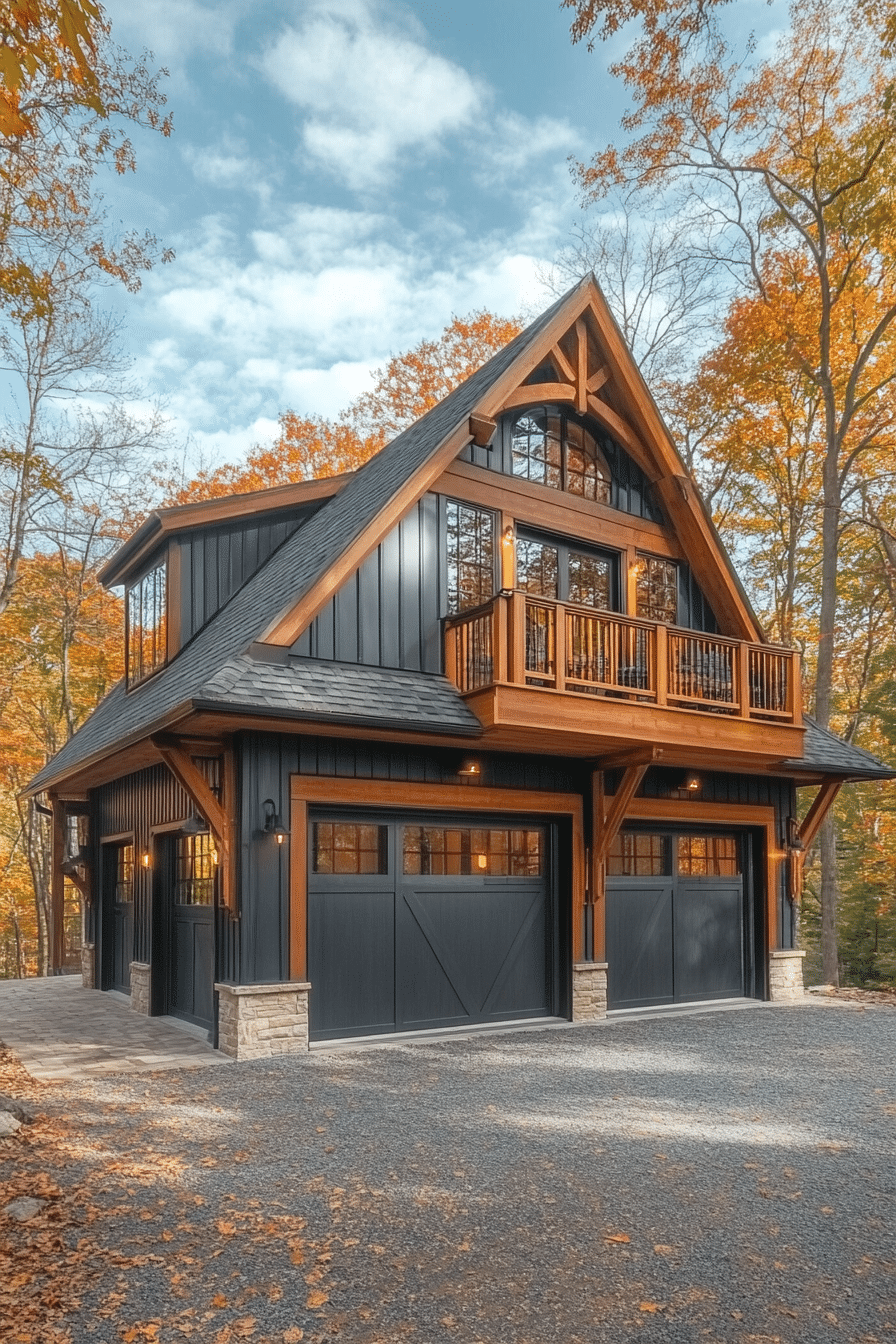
[{"x1": 510, "y1": 407, "x2": 611, "y2": 504}]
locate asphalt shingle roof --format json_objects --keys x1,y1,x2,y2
[
  {"x1": 784, "y1": 716, "x2": 895, "y2": 780},
  {"x1": 27, "y1": 286, "x2": 575, "y2": 792}
]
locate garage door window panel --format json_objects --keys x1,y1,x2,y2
[
  {"x1": 403, "y1": 825, "x2": 543, "y2": 877},
  {"x1": 312, "y1": 822, "x2": 388, "y2": 875}
]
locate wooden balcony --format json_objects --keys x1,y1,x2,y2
[{"x1": 444, "y1": 593, "x2": 804, "y2": 765}]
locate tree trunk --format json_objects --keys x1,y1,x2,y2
[{"x1": 819, "y1": 814, "x2": 840, "y2": 985}]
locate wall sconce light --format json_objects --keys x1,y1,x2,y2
[
  {"x1": 141, "y1": 851, "x2": 151, "y2": 868},
  {"x1": 210, "y1": 846, "x2": 219, "y2": 866},
  {"x1": 682, "y1": 773, "x2": 702, "y2": 793},
  {"x1": 262, "y1": 798, "x2": 288, "y2": 844},
  {"x1": 786, "y1": 816, "x2": 805, "y2": 852},
  {"x1": 180, "y1": 814, "x2": 208, "y2": 836},
  {"x1": 629, "y1": 556, "x2": 647, "y2": 578},
  {"x1": 457, "y1": 759, "x2": 482, "y2": 780},
  {"x1": 502, "y1": 525, "x2": 514, "y2": 547}
]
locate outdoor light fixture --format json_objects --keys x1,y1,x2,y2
[
  {"x1": 141, "y1": 852, "x2": 151, "y2": 868},
  {"x1": 210, "y1": 847, "x2": 219, "y2": 866},
  {"x1": 457, "y1": 759, "x2": 482, "y2": 779},
  {"x1": 261, "y1": 798, "x2": 288, "y2": 843},
  {"x1": 180, "y1": 813, "x2": 208, "y2": 836},
  {"x1": 683, "y1": 773, "x2": 702, "y2": 792}
]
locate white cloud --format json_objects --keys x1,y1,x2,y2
[
  {"x1": 260, "y1": 0, "x2": 482, "y2": 190},
  {"x1": 479, "y1": 112, "x2": 582, "y2": 181}
]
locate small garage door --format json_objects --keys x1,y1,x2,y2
[
  {"x1": 308, "y1": 814, "x2": 556, "y2": 1041},
  {"x1": 606, "y1": 830, "x2": 748, "y2": 1010}
]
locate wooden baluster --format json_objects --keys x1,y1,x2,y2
[
  {"x1": 738, "y1": 641, "x2": 751, "y2": 717},
  {"x1": 555, "y1": 603, "x2": 566, "y2": 693},
  {"x1": 789, "y1": 650, "x2": 801, "y2": 723},
  {"x1": 654, "y1": 622, "x2": 667, "y2": 704},
  {"x1": 493, "y1": 596, "x2": 508, "y2": 684}
]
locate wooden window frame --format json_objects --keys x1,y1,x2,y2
[
  {"x1": 289, "y1": 777, "x2": 585, "y2": 981},
  {"x1": 442, "y1": 496, "x2": 499, "y2": 616}
]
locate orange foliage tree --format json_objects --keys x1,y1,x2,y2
[
  {"x1": 563, "y1": 0, "x2": 896, "y2": 983},
  {"x1": 168, "y1": 311, "x2": 523, "y2": 502}
]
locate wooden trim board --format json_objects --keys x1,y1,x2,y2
[{"x1": 288, "y1": 777, "x2": 585, "y2": 981}]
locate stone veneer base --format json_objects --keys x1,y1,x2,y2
[
  {"x1": 80, "y1": 942, "x2": 95, "y2": 990},
  {"x1": 129, "y1": 962, "x2": 152, "y2": 1015},
  {"x1": 572, "y1": 962, "x2": 608, "y2": 1021},
  {"x1": 768, "y1": 949, "x2": 807, "y2": 1002},
  {"x1": 215, "y1": 981, "x2": 311, "y2": 1060}
]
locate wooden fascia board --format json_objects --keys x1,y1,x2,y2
[
  {"x1": 99, "y1": 476, "x2": 350, "y2": 589},
  {"x1": 579, "y1": 283, "x2": 761, "y2": 643},
  {"x1": 258, "y1": 282, "x2": 600, "y2": 648},
  {"x1": 798, "y1": 779, "x2": 843, "y2": 852}
]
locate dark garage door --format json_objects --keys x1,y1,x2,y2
[
  {"x1": 163, "y1": 833, "x2": 215, "y2": 1031},
  {"x1": 606, "y1": 830, "x2": 748, "y2": 1010},
  {"x1": 308, "y1": 814, "x2": 555, "y2": 1041}
]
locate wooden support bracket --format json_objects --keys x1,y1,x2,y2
[
  {"x1": 596, "y1": 763, "x2": 650, "y2": 862},
  {"x1": 798, "y1": 779, "x2": 843, "y2": 853},
  {"x1": 596, "y1": 745, "x2": 664, "y2": 773},
  {"x1": 500, "y1": 382, "x2": 576, "y2": 413},
  {"x1": 152, "y1": 735, "x2": 237, "y2": 916}
]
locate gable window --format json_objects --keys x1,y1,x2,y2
[
  {"x1": 511, "y1": 407, "x2": 611, "y2": 504},
  {"x1": 126, "y1": 557, "x2": 168, "y2": 686},
  {"x1": 516, "y1": 531, "x2": 618, "y2": 611},
  {"x1": 636, "y1": 555, "x2": 677, "y2": 624},
  {"x1": 446, "y1": 500, "x2": 495, "y2": 614}
]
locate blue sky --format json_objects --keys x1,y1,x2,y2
[{"x1": 98, "y1": 0, "x2": 779, "y2": 469}]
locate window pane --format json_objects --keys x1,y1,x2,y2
[
  {"x1": 403, "y1": 826, "x2": 543, "y2": 877},
  {"x1": 127, "y1": 557, "x2": 168, "y2": 685},
  {"x1": 568, "y1": 551, "x2": 611, "y2": 609},
  {"x1": 677, "y1": 835, "x2": 740, "y2": 877},
  {"x1": 446, "y1": 500, "x2": 495, "y2": 614},
  {"x1": 114, "y1": 844, "x2": 134, "y2": 903},
  {"x1": 606, "y1": 832, "x2": 670, "y2": 877},
  {"x1": 565, "y1": 420, "x2": 611, "y2": 504},
  {"x1": 512, "y1": 410, "x2": 561, "y2": 489},
  {"x1": 175, "y1": 833, "x2": 216, "y2": 906},
  {"x1": 636, "y1": 556, "x2": 677, "y2": 624},
  {"x1": 312, "y1": 823, "x2": 388, "y2": 875},
  {"x1": 516, "y1": 538, "x2": 559, "y2": 598}
]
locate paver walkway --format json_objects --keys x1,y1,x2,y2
[{"x1": 0, "y1": 974, "x2": 227, "y2": 1079}]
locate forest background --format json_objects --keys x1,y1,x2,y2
[{"x1": 1, "y1": 0, "x2": 894, "y2": 987}]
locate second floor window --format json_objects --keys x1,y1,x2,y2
[
  {"x1": 446, "y1": 500, "x2": 495, "y2": 614},
  {"x1": 511, "y1": 407, "x2": 612, "y2": 505},
  {"x1": 636, "y1": 555, "x2": 677, "y2": 624},
  {"x1": 127, "y1": 557, "x2": 167, "y2": 686}
]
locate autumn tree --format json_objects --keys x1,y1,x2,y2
[
  {"x1": 563, "y1": 0, "x2": 896, "y2": 982},
  {"x1": 170, "y1": 312, "x2": 523, "y2": 502}
]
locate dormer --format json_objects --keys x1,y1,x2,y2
[{"x1": 98, "y1": 475, "x2": 352, "y2": 688}]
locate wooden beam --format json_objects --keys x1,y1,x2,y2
[
  {"x1": 575, "y1": 318, "x2": 588, "y2": 415},
  {"x1": 596, "y1": 763, "x2": 649, "y2": 861},
  {"x1": 468, "y1": 413, "x2": 496, "y2": 447},
  {"x1": 586, "y1": 394, "x2": 659, "y2": 482},
  {"x1": 499, "y1": 382, "x2": 576, "y2": 413},
  {"x1": 550, "y1": 342, "x2": 576, "y2": 383},
  {"x1": 799, "y1": 780, "x2": 843, "y2": 852},
  {"x1": 152, "y1": 736, "x2": 229, "y2": 840},
  {"x1": 587, "y1": 366, "x2": 610, "y2": 394},
  {"x1": 596, "y1": 745, "x2": 664, "y2": 771},
  {"x1": 221, "y1": 744, "x2": 239, "y2": 918}
]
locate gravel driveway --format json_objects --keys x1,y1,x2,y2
[{"x1": 2, "y1": 1000, "x2": 895, "y2": 1343}]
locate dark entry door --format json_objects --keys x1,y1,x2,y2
[
  {"x1": 606, "y1": 831, "x2": 747, "y2": 1010},
  {"x1": 107, "y1": 841, "x2": 135, "y2": 994},
  {"x1": 308, "y1": 815, "x2": 553, "y2": 1041},
  {"x1": 165, "y1": 833, "x2": 215, "y2": 1030}
]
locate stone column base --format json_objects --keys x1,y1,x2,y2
[
  {"x1": 215, "y1": 982, "x2": 311, "y2": 1060},
  {"x1": 129, "y1": 962, "x2": 152, "y2": 1015},
  {"x1": 572, "y1": 962, "x2": 608, "y2": 1021},
  {"x1": 80, "y1": 942, "x2": 96, "y2": 989},
  {"x1": 768, "y1": 949, "x2": 806, "y2": 1002}
]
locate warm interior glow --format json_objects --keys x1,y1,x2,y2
[
  {"x1": 458, "y1": 759, "x2": 481, "y2": 777},
  {"x1": 476, "y1": 853, "x2": 487, "y2": 869}
]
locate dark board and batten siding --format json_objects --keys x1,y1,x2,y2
[
  {"x1": 92, "y1": 760, "x2": 239, "y2": 995},
  {"x1": 291, "y1": 496, "x2": 442, "y2": 672},
  {"x1": 238, "y1": 731, "x2": 587, "y2": 987},
  {"x1": 178, "y1": 505, "x2": 318, "y2": 643}
]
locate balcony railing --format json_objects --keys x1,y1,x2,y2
[{"x1": 444, "y1": 593, "x2": 800, "y2": 724}]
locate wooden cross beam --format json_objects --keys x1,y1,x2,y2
[
  {"x1": 595, "y1": 763, "x2": 650, "y2": 863},
  {"x1": 798, "y1": 779, "x2": 842, "y2": 853}
]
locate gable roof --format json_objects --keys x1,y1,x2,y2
[{"x1": 29, "y1": 276, "x2": 892, "y2": 796}]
